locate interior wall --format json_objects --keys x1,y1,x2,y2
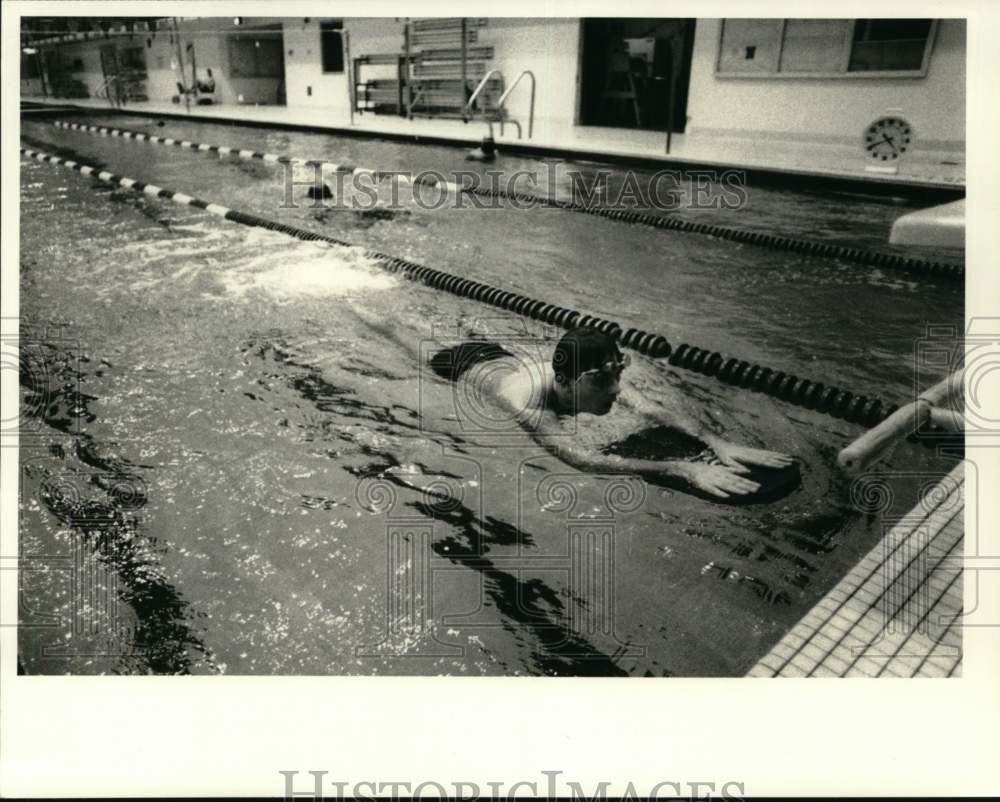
[
  {"x1": 19, "y1": 16, "x2": 965, "y2": 177},
  {"x1": 685, "y1": 18, "x2": 965, "y2": 152},
  {"x1": 284, "y1": 17, "x2": 579, "y2": 131},
  {"x1": 480, "y1": 18, "x2": 580, "y2": 139},
  {"x1": 282, "y1": 17, "x2": 394, "y2": 112}
]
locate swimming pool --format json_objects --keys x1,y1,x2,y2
[{"x1": 18, "y1": 111, "x2": 963, "y2": 675}]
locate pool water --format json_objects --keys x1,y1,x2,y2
[{"x1": 17, "y1": 113, "x2": 963, "y2": 675}]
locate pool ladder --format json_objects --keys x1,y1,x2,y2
[
  {"x1": 93, "y1": 75, "x2": 125, "y2": 108},
  {"x1": 463, "y1": 69, "x2": 536, "y2": 139}
]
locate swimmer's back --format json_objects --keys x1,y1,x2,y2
[
  {"x1": 429, "y1": 341, "x2": 547, "y2": 419},
  {"x1": 428, "y1": 341, "x2": 514, "y2": 381}
]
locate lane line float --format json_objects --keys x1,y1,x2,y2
[
  {"x1": 21, "y1": 143, "x2": 910, "y2": 428},
  {"x1": 48, "y1": 119, "x2": 964, "y2": 281}
]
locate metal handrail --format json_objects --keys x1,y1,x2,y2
[
  {"x1": 93, "y1": 74, "x2": 121, "y2": 107},
  {"x1": 497, "y1": 70, "x2": 535, "y2": 139},
  {"x1": 460, "y1": 67, "x2": 536, "y2": 140},
  {"x1": 93, "y1": 75, "x2": 113, "y2": 97},
  {"x1": 837, "y1": 369, "x2": 965, "y2": 476},
  {"x1": 463, "y1": 68, "x2": 504, "y2": 120}
]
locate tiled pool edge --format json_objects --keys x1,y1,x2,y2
[{"x1": 748, "y1": 462, "x2": 964, "y2": 678}]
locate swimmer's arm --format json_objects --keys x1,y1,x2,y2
[
  {"x1": 524, "y1": 408, "x2": 708, "y2": 481},
  {"x1": 618, "y1": 390, "x2": 723, "y2": 448},
  {"x1": 619, "y1": 390, "x2": 794, "y2": 469},
  {"x1": 495, "y1": 386, "x2": 691, "y2": 478},
  {"x1": 526, "y1": 413, "x2": 764, "y2": 497},
  {"x1": 510, "y1": 405, "x2": 764, "y2": 497}
]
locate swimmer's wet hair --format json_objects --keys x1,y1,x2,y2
[{"x1": 552, "y1": 327, "x2": 623, "y2": 382}]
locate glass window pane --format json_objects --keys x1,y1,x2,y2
[
  {"x1": 779, "y1": 19, "x2": 850, "y2": 72},
  {"x1": 853, "y1": 19, "x2": 932, "y2": 42},
  {"x1": 849, "y1": 19, "x2": 932, "y2": 71},
  {"x1": 718, "y1": 19, "x2": 781, "y2": 73}
]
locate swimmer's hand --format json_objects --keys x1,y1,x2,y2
[
  {"x1": 673, "y1": 462, "x2": 761, "y2": 499},
  {"x1": 706, "y1": 440, "x2": 795, "y2": 471}
]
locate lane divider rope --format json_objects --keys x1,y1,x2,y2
[
  {"x1": 52, "y1": 119, "x2": 459, "y2": 194},
  {"x1": 21, "y1": 143, "x2": 903, "y2": 428},
  {"x1": 49, "y1": 119, "x2": 963, "y2": 281}
]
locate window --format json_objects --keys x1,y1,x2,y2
[
  {"x1": 717, "y1": 19, "x2": 781, "y2": 74},
  {"x1": 716, "y1": 18, "x2": 937, "y2": 77},
  {"x1": 779, "y1": 20, "x2": 851, "y2": 73},
  {"x1": 320, "y1": 21, "x2": 344, "y2": 73},
  {"x1": 849, "y1": 19, "x2": 933, "y2": 72}
]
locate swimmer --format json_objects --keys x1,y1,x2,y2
[
  {"x1": 466, "y1": 135, "x2": 497, "y2": 162},
  {"x1": 436, "y1": 327, "x2": 795, "y2": 499},
  {"x1": 344, "y1": 300, "x2": 794, "y2": 499}
]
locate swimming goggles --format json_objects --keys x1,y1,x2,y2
[{"x1": 576, "y1": 352, "x2": 630, "y2": 386}]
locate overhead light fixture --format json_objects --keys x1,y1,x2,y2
[{"x1": 22, "y1": 47, "x2": 38, "y2": 54}]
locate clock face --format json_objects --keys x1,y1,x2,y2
[{"x1": 864, "y1": 117, "x2": 913, "y2": 161}]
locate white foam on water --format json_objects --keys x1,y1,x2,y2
[
  {"x1": 116, "y1": 221, "x2": 234, "y2": 257},
  {"x1": 217, "y1": 241, "x2": 398, "y2": 302}
]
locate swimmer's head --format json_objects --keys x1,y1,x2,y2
[{"x1": 552, "y1": 327, "x2": 628, "y2": 415}]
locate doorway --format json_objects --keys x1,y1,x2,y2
[
  {"x1": 578, "y1": 18, "x2": 696, "y2": 132},
  {"x1": 226, "y1": 24, "x2": 287, "y2": 105}
]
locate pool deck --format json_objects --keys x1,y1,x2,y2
[
  {"x1": 748, "y1": 461, "x2": 964, "y2": 678},
  {"x1": 21, "y1": 95, "x2": 965, "y2": 198}
]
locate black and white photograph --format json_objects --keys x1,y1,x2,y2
[{"x1": 2, "y1": 0, "x2": 998, "y2": 798}]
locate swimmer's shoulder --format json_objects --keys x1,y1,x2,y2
[{"x1": 494, "y1": 360, "x2": 551, "y2": 418}]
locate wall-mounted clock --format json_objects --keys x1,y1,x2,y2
[{"x1": 864, "y1": 117, "x2": 913, "y2": 162}]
